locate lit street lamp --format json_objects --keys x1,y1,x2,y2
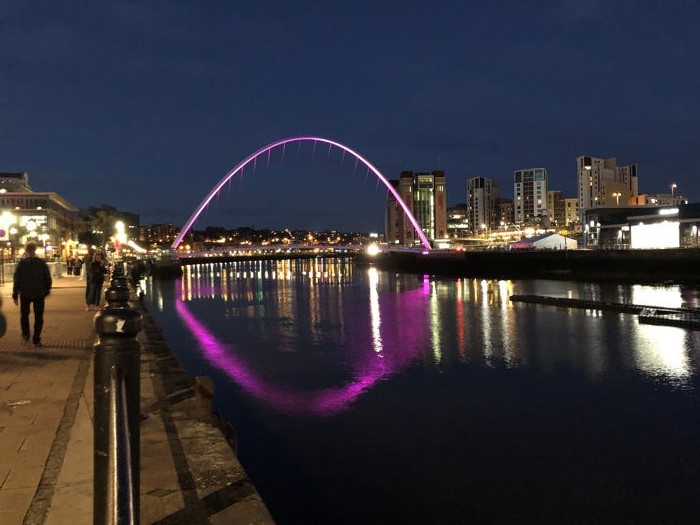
[
  {"x1": 671, "y1": 183, "x2": 678, "y2": 197},
  {"x1": 612, "y1": 192, "x2": 622, "y2": 206}
]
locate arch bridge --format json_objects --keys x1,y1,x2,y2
[{"x1": 171, "y1": 136, "x2": 431, "y2": 251}]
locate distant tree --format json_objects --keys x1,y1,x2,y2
[
  {"x1": 78, "y1": 209, "x2": 120, "y2": 248},
  {"x1": 78, "y1": 230, "x2": 101, "y2": 247},
  {"x1": 204, "y1": 226, "x2": 227, "y2": 239}
]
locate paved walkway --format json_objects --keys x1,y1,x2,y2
[{"x1": 0, "y1": 274, "x2": 273, "y2": 524}]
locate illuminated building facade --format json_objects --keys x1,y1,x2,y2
[
  {"x1": 564, "y1": 198, "x2": 579, "y2": 226},
  {"x1": 386, "y1": 170, "x2": 447, "y2": 245},
  {"x1": 497, "y1": 199, "x2": 514, "y2": 226},
  {"x1": 446, "y1": 204, "x2": 469, "y2": 237},
  {"x1": 546, "y1": 190, "x2": 566, "y2": 228},
  {"x1": 577, "y1": 156, "x2": 638, "y2": 212},
  {"x1": 582, "y1": 203, "x2": 700, "y2": 249},
  {"x1": 0, "y1": 172, "x2": 81, "y2": 259},
  {"x1": 139, "y1": 223, "x2": 180, "y2": 246},
  {"x1": 467, "y1": 176, "x2": 499, "y2": 234},
  {"x1": 514, "y1": 167, "x2": 548, "y2": 226}
]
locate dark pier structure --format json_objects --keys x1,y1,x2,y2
[{"x1": 359, "y1": 248, "x2": 700, "y2": 285}]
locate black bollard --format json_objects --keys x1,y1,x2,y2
[
  {"x1": 104, "y1": 283, "x2": 130, "y2": 309},
  {"x1": 93, "y1": 303, "x2": 142, "y2": 524},
  {"x1": 111, "y1": 276, "x2": 129, "y2": 290}
]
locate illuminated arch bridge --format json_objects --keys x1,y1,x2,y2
[{"x1": 171, "y1": 136, "x2": 431, "y2": 251}]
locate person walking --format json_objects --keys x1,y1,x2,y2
[
  {"x1": 12, "y1": 242, "x2": 52, "y2": 346},
  {"x1": 86, "y1": 252, "x2": 107, "y2": 310}
]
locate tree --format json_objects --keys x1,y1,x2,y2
[{"x1": 78, "y1": 209, "x2": 120, "y2": 248}]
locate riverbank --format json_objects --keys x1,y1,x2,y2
[
  {"x1": 0, "y1": 274, "x2": 273, "y2": 524},
  {"x1": 357, "y1": 248, "x2": 700, "y2": 284}
]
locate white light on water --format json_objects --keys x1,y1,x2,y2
[
  {"x1": 368, "y1": 268, "x2": 383, "y2": 354},
  {"x1": 633, "y1": 325, "x2": 690, "y2": 383}
]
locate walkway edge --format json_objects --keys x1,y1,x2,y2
[
  {"x1": 137, "y1": 303, "x2": 275, "y2": 524},
  {"x1": 23, "y1": 355, "x2": 91, "y2": 525}
]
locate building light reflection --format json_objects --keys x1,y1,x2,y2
[
  {"x1": 480, "y1": 280, "x2": 494, "y2": 362},
  {"x1": 368, "y1": 268, "x2": 383, "y2": 354},
  {"x1": 631, "y1": 324, "x2": 690, "y2": 384},
  {"x1": 430, "y1": 280, "x2": 442, "y2": 364},
  {"x1": 455, "y1": 279, "x2": 466, "y2": 362},
  {"x1": 168, "y1": 266, "x2": 695, "y2": 411}
]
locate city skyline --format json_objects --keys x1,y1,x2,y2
[{"x1": 2, "y1": 1, "x2": 698, "y2": 231}]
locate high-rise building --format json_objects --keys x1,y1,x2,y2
[
  {"x1": 563, "y1": 198, "x2": 579, "y2": 226},
  {"x1": 514, "y1": 167, "x2": 548, "y2": 226},
  {"x1": 386, "y1": 170, "x2": 447, "y2": 245},
  {"x1": 577, "y1": 156, "x2": 638, "y2": 212},
  {"x1": 496, "y1": 198, "x2": 514, "y2": 226},
  {"x1": 467, "y1": 177, "x2": 499, "y2": 234},
  {"x1": 546, "y1": 190, "x2": 566, "y2": 228}
]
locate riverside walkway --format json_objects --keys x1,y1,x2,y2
[{"x1": 0, "y1": 274, "x2": 273, "y2": 524}]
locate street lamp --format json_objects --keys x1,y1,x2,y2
[
  {"x1": 114, "y1": 221, "x2": 127, "y2": 254},
  {"x1": 612, "y1": 192, "x2": 622, "y2": 206},
  {"x1": 671, "y1": 183, "x2": 677, "y2": 197}
]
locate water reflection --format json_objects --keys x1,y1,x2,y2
[
  {"x1": 368, "y1": 268, "x2": 383, "y2": 354},
  {"x1": 630, "y1": 322, "x2": 691, "y2": 384},
  {"x1": 151, "y1": 260, "x2": 699, "y2": 416}
]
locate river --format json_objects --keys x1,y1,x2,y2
[{"x1": 143, "y1": 257, "x2": 700, "y2": 524}]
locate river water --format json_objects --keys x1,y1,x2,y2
[{"x1": 143, "y1": 257, "x2": 700, "y2": 524}]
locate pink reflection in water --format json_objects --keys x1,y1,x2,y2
[{"x1": 174, "y1": 285, "x2": 429, "y2": 416}]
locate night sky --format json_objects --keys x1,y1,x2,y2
[{"x1": 2, "y1": 1, "x2": 698, "y2": 232}]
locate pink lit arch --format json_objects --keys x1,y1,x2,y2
[{"x1": 171, "y1": 136, "x2": 431, "y2": 250}]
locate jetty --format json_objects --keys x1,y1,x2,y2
[{"x1": 510, "y1": 294, "x2": 700, "y2": 330}]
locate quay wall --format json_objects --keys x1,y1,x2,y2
[
  {"x1": 134, "y1": 294, "x2": 275, "y2": 522},
  {"x1": 358, "y1": 249, "x2": 700, "y2": 284}
]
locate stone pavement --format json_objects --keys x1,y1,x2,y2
[{"x1": 0, "y1": 273, "x2": 274, "y2": 524}]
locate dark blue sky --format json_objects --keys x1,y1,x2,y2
[{"x1": 2, "y1": 0, "x2": 698, "y2": 231}]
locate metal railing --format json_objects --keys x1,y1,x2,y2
[
  {"x1": 94, "y1": 266, "x2": 142, "y2": 524},
  {"x1": 107, "y1": 366, "x2": 136, "y2": 524}
]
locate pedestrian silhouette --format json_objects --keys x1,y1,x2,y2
[{"x1": 12, "y1": 242, "x2": 52, "y2": 346}]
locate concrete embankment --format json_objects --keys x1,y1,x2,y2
[
  {"x1": 135, "y1": 302, "x2": 275, "y2": 524},
  {"x1": 358, "y1": 248, "x2": 700, "y2": 284},
  {"x1": 0, "y1": 273, "x2": 274, "y2": 524}
]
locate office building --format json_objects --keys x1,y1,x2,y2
[
  {"x1": 546, "y1": 190, "x2": 566, "y2": 228},
  {"x1": 386, "y1": 170, "x2": 447, "y2": 245},
  {"x1": 497, "y1": 198, "x2": 514, "y2": 226},
  {"x1": 139, "y1": 223, "x2": 180, "y2": 246},
  {"x1": 446, "y1": 204, "x2": 469, "y2": 237},
  {"x1": 577, "y1": 156, "x2": 638, "y2": 211},
  {"x1": 583, "y1": 204, "x2": 700, "y2": 249},
  {"x1": 514, "y1": 167, "x2": 548, "y2": 226},
  {"x1": 0, "y1": 172, "x2": 81, "y2": 259},
  {"x1": 563, "y1": 198, "x2": 579, "y2": 226},
  {"x1": 467, "y1": 177, "x2": 499, "y2": 234}
]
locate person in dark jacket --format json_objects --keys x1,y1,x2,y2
[
  {"x1": 12, "y1": 242, "x2": 52, "y2": 346},
  {"x1": 86, "y1": 252, "x2": 107, "y2": 310}
]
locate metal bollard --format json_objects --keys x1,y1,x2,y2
[
  {"x1": 105, "y1": 281, "x2": 130, "y2": 309},
  {"x1": 93, "y1": 302, "x2": 142, "y2": 524}
]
